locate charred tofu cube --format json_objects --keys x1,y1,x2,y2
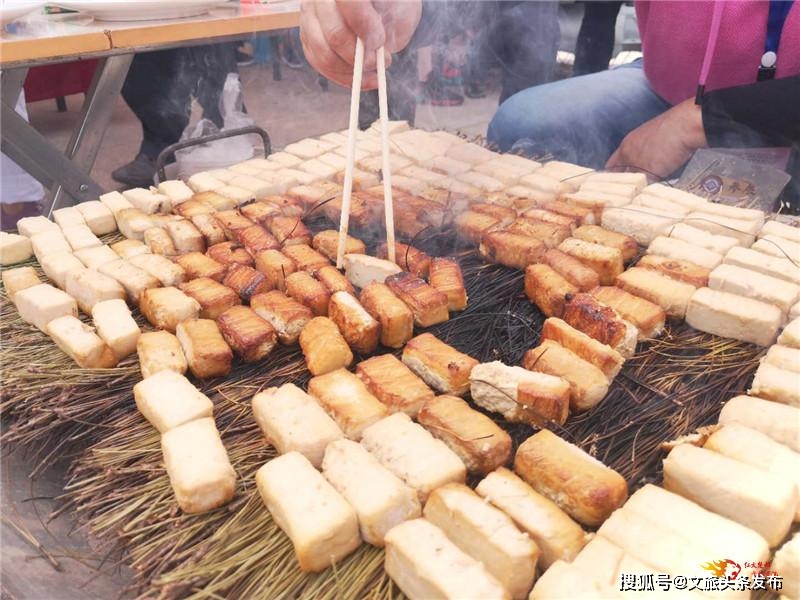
[
  {"x1": 254, "y1": 249, "x2": 296, "y2": 291},
  {"x1": 137, "y1": 330, "x2": 188, "y2": 379},
  {"x1": 180, "y1": 277, "x2": 242, "y2": 320},
  {"x1": 315, "y1": 265, "x2": 355, "y2": 295},
  {"x1": 217, "y1": 305, "x2": 277, "y2": 363},
  {"x1": 214, "y1": 210, "x2": 254, "y2": 238},
  {"x1": 206, "y1": 241, "x2": 254, "y2": 268},
  {"x1": 285, "y1": 271, "x2": 331, "y2": 316},
  {"x1": 385, "y1": 272, "x2": 449, "y2": 328},
  {"x1": 356, "y1": 354, "x2": 434, "y2": 417},
  {"x1": 268, "y1": 215, "x2": 312, "y2": 247},
  {"x1": 479, "y1": 231, "x2": 546, "y2": 270},
  {"x1": 223, "y1": 263, "x2": 272, "y2": 302},
  {"x1": 402, "y1": 333, "x2": 478, "y2": 397},
  {"x1": 524, "y1": 263, "x2": 578, "y2": 318},
  {"x1": 165, "y1": 220, "x2": 205, "y2": 254},
  {"x1": 299, "y1": 316, "x2": 353, "y2": 375},
  {"x1": 359, "y1": 282, "x2": 414, "y2": 349},
  {"x1": 190, "y1": 214, "x2": 227, "y2": 246},
  {"x1": 140, "y1": 286, "x2": 201, "y2": 332},
  {"x1": 376, "y1": 242, "x2": 431, "y2": 278},
  {"x1": 428, "y1": 257, "x2": 467, "y2": 312},
  {"x1": 470, "y1": 203, "x2": 517, "y2": 223},
  {"x1": 251, "y1": 290, "x2": 313, "y2": 344},
  {"x1": 235, "y1": 224, "x2": 280, "y2": 255},
  {"x1": 261, "y1": 195, "x2": 306, "y2": 217},
  {"x1": 312, "y1": 230, "x2": 367, "y2": 262},
  {"x1": 176, "y1": 319, "x2": 233, "y2": 379},
  {"x1": 328, "y1": 291, "x2": 381, "y2": 355},
  {"x1": 176, "y1": 252, "x2": 228, "y2": 282},
  {"x1": 281, "y1": 244, "x2": 331, "y2": 273}
]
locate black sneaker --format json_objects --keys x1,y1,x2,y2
[{"x1": 111, "y1": 153, "x2": 157, "y2": 188}]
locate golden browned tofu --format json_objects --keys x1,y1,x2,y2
[
  {"x1": 315, "y1": 265, "x2": 355, "y2": 295},
  {"x1": 312, "y1": 230, "x2": 367, "y2": 262},
  {"x1": 402, "y1": 333, "x2": 479, "y2": 397},
  {"x1": 253, "y1": 249, "x2": 296, "y2": 291},
  {"x1": 480, "y1": 231, "x2": 547, "y2": 270},
  {"x1": 307, "y1": 368, "x2": 388, "y2": 439},
  {"x1": 636, "y1": 254, "x2": 710, "y2": 288},
  {"x1": 2, "y1": 267, "x2": 40, "y2": 303},
  {"x1": 516, "y1": 379, "x2": 571, "y2": 427},
  {"x1": 573, "y1": 225, "x2": 638, "y2": 263},
  {"x1": 239, "y1": 200, "x2": 282, "y2": 225},
  {"x1": 469, "y1": 202, "x2": 517, "y2": 223},
  {"x1": 174, "y1": 199, "x2": 214, "y2": 219},
  {"x1": 217, "y1": 305, "x2": 277, "y2": 362},
  {"x1": 542, "y1": 248, "x2": 600, "y2": 292},
  {"x1": 261, "y1": 194, "x2": 305, "y2": 217},
  {"x1": 417, "y1": 395, "x2": 511, "y2": 475},
  {"x1": 285, "y1": 270, "x2": 331, "y2": 316},
  {"x1": 375, "y1": 242, "x2": 431, "y2": 278},
  {"x1": 557, "y1": 238, "x2": 623, "y2": 286},
  {"x1": 190, "y1": 213, "x2": 227, "y2": 246},
  {"x1": 235, "y1": 224, "x2": 280, "y2": 255},
  {"x1": 251, "y1": 289, "x2": 313, "y2": 344},
  {"x1": 524, "y1": 264, "x2": 578, "y2": 318},
  {"x1": 165, "y1": 220, "x2": 205, "y2": 254},
  {"x1": 176, "y1": 252, "x2": 228, "y2": 282},
  {"x1": 505, "y1": 218, "x2": 571, "y2": 249},
  {"x1": 562, "y1": 293, "x2": 637, "y2": 356},
  {"x1": 136, "y1": 330, "x2": 187, "y2": 379},
  {"x1": 179, "y1": 277, "x2": 241, "y2": 320},
  {"x1": 615, "y1": 267, "x2": 696, "y2": 320},
  {"x1": 356, "y1": 354, "x2": 434, "y2": 417},
  {"x1": 393, "y1": 199, "x2": 436, "y2": 239},
  {"x1": 455, "y1": 210, "x2": 500, "y2": 245},
  {"x1": 328, "y1": 291, "x2": 381, "y2": 354},
  {"x1": 589, "y1": 286, "x2": 665, "y2": 339},
  {"x1": 176, "y1": 318, "x2": 233, "y2": 379},
  {"x1": 110, "y1": 239, "x2": 150, "y2": 260},
  {"x1": 287, "y1": 182, "x2": 342, "y2": 211},
  {"x1": 540, "y1": 200, "x2": 595, "y2": 225},
  {"x1": 268, "y1": 215, "x2": 312, "y2": 247},
  {"x1": 223, "y1": 263, "x2": 272, "y2": 302},
  {"x1": 385, "y1": 272, "x2": 449, "y2": 328},
  {"x1": 128, "y1": 253, "x2": 186, "y2": 287},
  {"x1": 206, "y1": 241, "x2": 254, "y2": 268},
  {"x1": 140, "y1": 286, "x2": 201, "y2": 332},
  {"x1": 144, "y1": 227, "x2": 178, "y2": 256},
  {"x1": 428, "y1": 257, "x2": 467, "y2": 312},
  {"x1": 97, "y1": 259, "x2": 160, "y2": 305},
  {"x1": 321, "y1": 193, "x2": 381, "y2": 230},
  {"x1": 194, "y1": 191, "x2": 237, "y2": 212},
  {"x1": 522, "y1": 208, "x2": 579, "y2": 230},
  {"x1": 281, "y1": 244, "x2": 331, "y2": 273},
  {"x1": 299, "y1": 316, "x2": 353, "y2": 375},
  {"x1": 359, "y1": 282, "x2": 414, "y2": 349},
  {"x1": 541, "y1": 317, "x2": 624, "y2": 379},
  {"x1": 213, "y1": 210, "x2": 254, "y2": 239}
]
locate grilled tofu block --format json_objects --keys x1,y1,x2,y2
[
  {"x1": 2, "y1": 267, "x2": 41, "y2": 303},
  {"x1": 281, "y1": 244, "x2": 331, "y2": 274},
  {"x1": 428, "y1": 257, "x2": 468, "y2": 312},
  {"x1": 376, "y1": 243, "x2": 431, "y2": 278},
  {"x1": 315, "y1": 265, "x2": 355, "y2": 295},
  {"x1": 179, "y1": 277, "x2": 241, "y2": 320},
  {"x1": 402, "y1": 333, "x2": 478, "y2": 397},
  {"x1": 235, "y1": 224, "x2": 280, "y2": 255},
  {"x1": 52, "y1": 206, "x2": 85, "y2": 228},
  {"x1": 359, "y1": 282, "x2": 414, "y2": 349},
  {"x1": 61, "y1": 224, "x2": 102, "y2": 251},
  {"x1": 455, "y1": 211, "x2": 500, "y2": 245},
  {"x1": 328, "y1": 291, "x2": 381, "y2": 354},
  {"x1": 39, "y1": 252, "x2": 84, "y2": 290},
  {"x1": 91, "y1": 298, "x2": 140, "y2": 359},
  {"x1": 562, "y1": 293, "x2": 638, "y2": 358},
  {"x1": 269, "y1": 215, "x2": 312, "y2": 247},
  {"x1": 31, "y1": 231, "x2": 71, "y2": 261},
  {"x1": 524, "y1": 263, "x2": 579, "y2": 318},
  {"x1": 385, "y1": 271, "x2": 449, "y2": 327},
  {"x1": 188, "y1": 172, "x2": 225, "y2": 193},
  {"x1": 213, "y1": 210, "x2": 254, "y2": 239},
  {"x1": 73, "y1": 245, "x2": 119, "y2": 269},
  {"x1": 265, "y1": 193, "x2": 313, "y2": 216},
  {"x1": 470, "y1": 203, "x2": 518, "y2": 223},
  {"x1": 254, "y1": 249, "x2": 296, "y2": 291},
  {"x1": 47, "y1": 315, "x2": 117, "y2": 368},
  {"x1": 175, "y1": 318, "x2": 233, "y2": 378},
  {"x1": 137, "y1": 330, "x2": 188, "y2": 378},
  {"x1": 223, "y1": 263, "x2": 272, "y2": 302},
  {"x1": 307, "y1": 368, "x2": 389, "y2": 439},
  {"x1": 65, "y1": 267, "x2": 126, "y2": 314},
  {"x1": 140, "y1": 286, "x2": 201, "y2": 332},
  {"x1": 573, "y1": 225, "x2": 638, "y2": 263},
  {"x1": 541, "y1": 317, "x2": 624, "y2": 379},
  {"x1": 17, "y1": 215, "x2": 61, "y2": 237},
  {"x1": 589, "y1": 286, "x2": 665, "y2": 339},
  {"x1": 522, "y1": 208, "x2": 579, "y2": 230},
  {"x1": 616, "y1": 267, "x2": 696, "y2": 320},
  {"x1": 504, "y1": 218, "x2": 571, "y2": 250},
  {"x1": 312, "y1": 230, "x2": 367, "y2": 262},
  {"x1": 356, "y1": 354, "x2": 434, "y2": 417},
  {"x1": 189, "y1": 213, "x2": 227, "y2": 247},
  {"x1": 480, "y1": 231, "x2": 547, "y2": 270},
  {"x1": 239, "y1": 199, "x2": 282, "y2": 225},
  {"x1": 175, "y1": 253, "x2": 225, "y2": 284},
  {"x1": 15, "y1": 283, "x2": 78, "y2": 332},
  {"x1": 342, "y1": 254, "x2": 402, "y2": 289},
  {"x1": 557, "y1": 238, "x2": 623, "y2": 285},
  {"x1": 206, "y1": 241, "x2": 254, "y2": 268},
  {"x1": 299, "y1": 316, "x2": 353, "y2": 375},
  {"x1": 523, "y1": 340, "x2": 610, "y2": 412},
  {"x1": 111, "y1": 239, "x2": 151, "y2": 260},
  {"x1": 217, "y1": 305, "x2": 277, "y2": 362},
  {"x1": 128, "y1": 254, "x2": 186, "y2": 287},
  {"x1": 165, "y1": 219, "x2": 205, "y2": 254},
  {"x1": 174, "y1": 199, "x2": 214, "y2": 219},
  {"x1": 157, "y1": 179, "x2": 194, "y2": 205},
  {"x1": 97, "y1": 259, "x2": 160, "y2": 305},
  {"x1": 542, "y1": 248, "x2": 599, "y2": 291},
  {"x1": 285, "y1": 271, "x2": 330, "y2": 315},
  {"x1": 123, "y1": 187, "x2": 170, "y2": 214},
  {"x1": 144, "y1": 227, "x2": 178, "y2": 256},
  {"x1": 190, "y1": 192, "x2": 232, "y2": 213},
  {"x1": 417, "y1": 395, "x2": 511, "y2": 475},
  {"x1": 321, "y1": 193, "x2": 382, "y2": 230},
  {"x1": 114, "y1": 208, "x2": 154, "y2": 241},
  {"x1": 637, "y1": 254, "x2": 710, "y2": 288},
  {"x1": 251, "y1": 290, "x2": 313, "y2": 344}
]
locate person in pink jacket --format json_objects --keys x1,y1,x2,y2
[{"x1": 300, "y1": 0, "x2": 799, "y2": 179}]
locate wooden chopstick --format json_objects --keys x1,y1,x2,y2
[{"x1": 376, "y1": 46, "x2": 396, "y2": 263}]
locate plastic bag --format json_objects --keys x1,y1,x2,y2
[{"x1": 176, "y1": 73, "x2": 256, "y2": 179}]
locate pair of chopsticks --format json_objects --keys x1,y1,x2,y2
[{"x1": 336, "y1": 38, "x2": 396, "y2": 268}]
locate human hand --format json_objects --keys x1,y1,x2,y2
[
  {"x1": 300, "y1": 0, "x2": 422, "y2": 89},
  {"x1": 606, "y1": 98, "x2": 707, "y2": 178}
]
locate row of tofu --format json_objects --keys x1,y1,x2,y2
[{"x1": 748, "y1": 318, "x2": 800, "y2": 408}]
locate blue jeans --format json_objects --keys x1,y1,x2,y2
[{"x1": 486, "y1": 60, "x2": 672, "y2": 169}]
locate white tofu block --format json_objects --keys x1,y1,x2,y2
[
  {"x1": 255, "y1": 451, "x2": 361, "y2": 572},
  {"x1": 123, "y1": 188, "x2": 170, "y2": 214},
  {"x1": 384, "y1": 518, "x2": 509, "y2": 600},
  {"x1": 358, "y1": 153, "x2": 412, "y2": 174},
  {"x1": 91, "y1": 298, "x2": 140, "y2": 358},
  {"x1": 538, "y1": 161, "x2": 594, "y2": 185},
  {"x1": 275, "y1": 168, "x2": 318, "y2": 187},
  {"x1": 368, "y1": 119, "x2": 410, "y2": 136},
  {"x1": 390, "y1": 174, "x2": 429, "y2": 195},
  {"x1": 760, "y1": 219, "x2": 800, "y2": 245},
  {"x1": 242, "y1": 158, "x2": 280, "y2": 171},
  {"x1": 719, "y1": 395, "x2": 800, "y2": 453},
  {"x1": 76, "y1": 201, "x2": 116, "y2": 235},
  {"x1": 307, "y1": 369, "x2": 388, "y2": 440},
  {"x1": 584, "y1": 171, "x2": 647, "y2": 192},
  {"x1": 773, "y1": 533, "x2": 800, "y2": 599},
  {"x1": 360, "y1": 413, "x2": 466, "y2": 502},
  {"x1": 319, "y1": 131, "x2": 348, "y2": 145},
  {"x1": 529, "y1": 559, "x2": 623, "y2": 600},
  {"x1": 579, "y1": 180, "x2": 638, "y2": 200},
  {"x1": 764, "y1": 344, "x2": 800, "y2": 372},
  {"x1": 322, "y1": 439, "x2": 421, "y2": 546},
  {"x1": 268, "y1": 151, "x2": 303, "y2": 168},
  {"x1": 684, "y1": 211, "x2": 759, "y2": 246},
  {"x1": 215, "y1": 185, "x2": 253, "y2": 204},
  {"x1": 709, "y1": 264, "x2": 800, "y2": 316},
  {"x1": 427, "y1": 155, "x2": 472, "y2": 176},
  {"x1": 200, "y1": 169, "x2": 235, "y2": 183},
  {"x1": 0, "y1": 232, "x2": 33, "y2": 265},
  {"x1": 46, "y1": 315, "x2": 117, "y2": 368},
  {"x1": 187, "y1": 172, "x2": 225, "y2": 193},
  {"x1": 98, "y1": 191, "x2": 134, "y2": 215},
  {"x1": 753, "y1": 234, "x2": 800, "y2": 262},
  {"x1": 792, "y1": 299, "x2": 800, "y2": 321},
  {"x1": 297, "y1": 159, "x2": 338, "y2": 181},
  {"x1": 342, "y1": 253, "x2": 402, "y2": 289},
  {"x1": 398, "y1": 165, "x2": 445, "y2": 186},
  {"x1": 73, "y1": 245, "x2": 120, "y2": 270},
  {"x1": 445, "y1": 142, "x2": 500, "y2": 165},
  {"x1": 115, "y1": 208, "x2": 155, "y2": 241},
  {"x1": 601, "y1": 206, "x2": 677, "y2": 246},
  {"x1": 646, "y1": 236, "x2": 723, "y2": 269},
  {"x1": 251, "y1": 383, "x2": 344, "y2": 468},
  {"x1": 61, "y1": 224, "x2": 103, "y2": 251},
  {"x1": 423, "y1": 483, "x2": 538, "y2": 599},
  {"x1": 564, "y1": 190, "x2": 632, "y2": 211},
  {"x1": 31, "y1": 231, "x2": 71, "y2": 261},
  {"x1": 128, "y1": 253, "x2": 186, "y2": 287},
  {"x1": 456, "y1": 171, "x2": 505, "y2": 193},
  {"x1": 633, "y1": 193, "x2": 694, "y2": 217},
  {"x1": 725, "y1": 245, "x2": 800, "y2": 284},
  {"x1": 641, "y1": 183, "x2": 707, "y2": 209},
  {"x1": 2, "y1": 266, "x2": 40, "y2": 302},
  {"x1": 137, "y1": 330, "x2": 187, "y2": 379},
  {"x1": 52, "y1": 206, "x2": 85, "y2": 229},
  {"x1": 229, "y1": 174, "x2": 277, "y2": 197},
  {"x1": 16, "y1": 215, "x2": 60, "y2": 237},
  {"x1": 315, "y1": 152, "x2": 348, "y2": 171},
  {"x1": 283, "y1": 138, "x2": 336, "y2": 159},
  {"x1": 698, "y1": 201, "x2": 765, "y2": 223},
  {"x1": 157, "y1": 180, "x2": 194, "y2": 205},
  {"x1": 39, "y1": 252, "x2": 85, "y2": 289},
  {"x1": 493, "y1": 153, "x2": 542, "y2": 173},
  {"x1": 228, "y1": 162, "x2": 264, "y2": 176},
  {"x1": 686, "y1": 287, "x2": 782, "y2": 346},
  {"x1": 161, "y1": 417, "x2": 236, "y2": 514},
  {"x1": 15, "y1": 283, "x2": 78, "y2": 332},
  {"x1": 663, "y1": 222, "x2": 740, "y2": 255},
  {"x1": 97, "y1": 259, "x2": 160, "y2": 304},
  {"x1": 663, "y1": 444, "x2": 796, "y2": 547},
  {"x1": 750, "y1": 362, "x2": 800, "y2": 407},
  {"x1": 65, "y1": 267, "x2": 126, "y2": 314},
  {"x1": 134, "y1": 369, "x2": 213, "y2": 433}
]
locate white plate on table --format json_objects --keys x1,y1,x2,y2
[
  {"x1": 1, "y1": 1, "x2": 44, "y2": 25},
  {"x1": 52, "y1": 0, "x2": 223, "y2": 21}
]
